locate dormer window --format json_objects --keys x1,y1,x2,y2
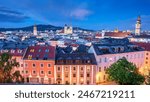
[
  {"x1": 18, "y1": 50, "x2": 22, "y2": 53},
  {"x1": 45, "y1": 49, "x2": 49, "y2": 52},
  {"x1": 30, "y1": 49, "x2": 34, "y2": 52},
  {"x1": 38, "y1": 49, "x2": 41, "y2": 52},
  {"x1": 28, "y1": 55, "x2": 32, "y2": 60},
  {"x1": 11, "y1": 50, "x2": 15, "y2": 53}
]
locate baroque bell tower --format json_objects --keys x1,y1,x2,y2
[{"x1": 135, "y1": 16, "x2": 141, "y2": 35}]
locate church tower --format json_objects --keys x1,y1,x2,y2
[
  {"x1": 135, "y1": 16, "x2": 141, "y2": 35},
  {"x1": 33, "y1": 24, "x2": 37, "y2": 36}
]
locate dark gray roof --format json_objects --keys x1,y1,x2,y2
[
  {"x1": 93, "y1": 38, "x2": 144, "y2": 55},
  {"x1": 56, "y1": 53, "x2": 97, "y2": 65}
]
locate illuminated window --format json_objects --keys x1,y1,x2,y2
[
  {"x1": 30, "y1": 49, "x2": 34, "y2": 52},
  {"x1": 28, "y1": 55, "x2": 32, "y2": 60}
]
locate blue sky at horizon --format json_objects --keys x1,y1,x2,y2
[{"x1": 0, "y1": 0, "x2": 150, "y2": 30}]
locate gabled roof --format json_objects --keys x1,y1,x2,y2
[{"x1": 23, "y1": 45, "x2": 55, "y2": 60}]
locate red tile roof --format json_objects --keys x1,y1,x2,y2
[
  {"x1": 132, "y1": 42, "x2": 150, "y2": 51},
  {"x1": 105, "y1": 32, "x2": 130, "y2": 37},
  {"x1": 23, "y1": 45, "x2": 55, "y2": 60}
]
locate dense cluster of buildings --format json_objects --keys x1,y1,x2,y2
[{"x1": 0, "y1": 16, "x2": 150, "y2": 85}]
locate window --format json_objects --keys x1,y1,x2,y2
[
  {"x1": 21, "y1": 64, "x2": 23, "y2": 67},
  {"x1": 33, "y1": 71, "x2": 36, "y2": 74},
  {"x1": 104, "y1": 57, "x2": 107, "y2": 62},
  {"x1": 48, "y1": 71, "x2": 51, "y2": 74},
  {"x1": 18, "y1": 50, "x2": 22, "y2": 53},
  {"x1": 87, "y1": 66, "x2": 90, "y2": 72},
  {"x1": 87, "y1": 73, "x2": 90, "y2": 77},
  {"x1": 30, "y1": 49, "x2": 34, "y2": 52},
  {"x1": 73, "y1": 67, "x2": 76, "y2": 71},
  {"x1": 57, "y1": 74, "x2": 60, "y2": 78},
  {"x1": 41, "y1": 71, "x2": 44, "y2": 74},
  {"x1": 38, "y1": 49, "x2": 41, "y2": 52},
  {"x1": 99, "y1": 58, "x2": 101, "y2": 63},
  {"x1": 80, "y1": 67, "x2": 83, "y2": 71},
  {"x1": 87, "y1": 81, "x2": 90, "y2": 85},
  {"x1": 33, "y1": 64, "x2": 36, "y2": 67},
  {"x1": 103, "y1": 75, "x2": 106, "y2": 80},
  {"x1": 73, "y1": 74, "x2": 76, "y2": 77},
  {"x1": 28, "y1": 55, "x2": 32, "y2": 60},
  {"x1": 48, "y1": 64, "x2": 51, "y2": 67},
  {"x1": 11, "y1": 50, "x2": 15, "y2": 53},
  {"x1": 99, "y1": 67, "x2": 101, "y2": 72},
  {"x1": 146, "y1": 53, "x2": 149, "y2": 55},
  {"x1": 48, "y1": 78, "x2": 51, "y2": 84},
  {"x1": 80, "y1": 74, "x2": 83, "y2": 77},
  {"x1": 41, "y1": 64, "x2": 44, "y2": 67},
  {"x1": 146, "y1": 57, "x2": 148, "y2": 60},
  {"x1": 146, "y1": 61, "x2": 148, "y2": 64},
  {"x1": 104, "y1": 67, "x2": 107, "y2": 71},
  {"x1": 57, "y1": 67, "x2": 60, "y2": 71},
  {"x1": 45, "y1": 49, "x2": 49, "y2": 52},
  {"x1": 25, "y1": 64, "x2": 28, "y2": 67},
  {"x1": 26, "y1": 70, "x2": 28, "y2": 74},
  {"x1": 134, "y1": 54, "x2": 136, "y2": 59}
]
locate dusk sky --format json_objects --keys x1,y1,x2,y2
[{"x1": 0, "y1": 0, "x2": 150, "y2": 30}]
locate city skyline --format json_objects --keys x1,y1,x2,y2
[{"x1": 0, "y1": 0, "x2": 150, "y2": 30}]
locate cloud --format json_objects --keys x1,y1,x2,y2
[
  {"x1": 0, "y1": 6, "x2": 30, "y2": 23},
  {"x1": 70, "y1": 8, "x2": 92, "y2": 20}
]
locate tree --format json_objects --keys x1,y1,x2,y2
[
  {"x1": 0, "y1": 53, "x2": 23, "y2": 83},
  {"x1": 106, "y1": 57, "x2": 145, "y2": 85}
]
